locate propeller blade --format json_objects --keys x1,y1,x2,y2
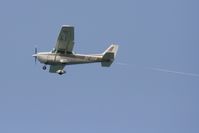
[
  {"x1": 34, "y1": 46, "x2": 38, "y2": 64},
  {"x1": 34, "y1": 55, "x2": 37, "y2": 64},
  {"x1": 35, "y1": 47, "x2": 37, "y2": 54}
]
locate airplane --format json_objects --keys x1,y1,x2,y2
[{"x1": 32, "y1": 25, "x2": 119, "y2": 75}]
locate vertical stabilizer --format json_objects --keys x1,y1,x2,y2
[{"x1": 101, "y1": 44, "x2": 119, "y2": 67}]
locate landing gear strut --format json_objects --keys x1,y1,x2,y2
[{"x1": 42, "y1": 65, "x2": 47, "y2": 70}]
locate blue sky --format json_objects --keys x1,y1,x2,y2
[{"x1": 0, "y1": 0, "x2": 199, "y2": 133}]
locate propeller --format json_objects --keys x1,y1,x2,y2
[{"x1": 33, "y1": 46, "x2": 38, "y2": 64}]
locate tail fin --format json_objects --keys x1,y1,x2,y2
[{"x1": 101, "y1": 44, "x2": 119, "y2": 67}]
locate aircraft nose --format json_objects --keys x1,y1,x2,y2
[
  {"x1": 32, "y1": 54, "x2": 37, "y2": 57},
  {"x1": 35, "y1": 54, "x2": 47, "y2": 64},
  {"x1": 32, "y1": 54, "x2": 38, "y2": 64}
]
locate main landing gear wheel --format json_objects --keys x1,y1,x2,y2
[
  {"x1": 56, "y1": 70, "x2": 66, "y2": 75},
  {"x1": 42, "y1": 66, "x2": 47, "y2": 70},
  {"x1": 59, "y1": 73, "x2": 63, "y2": 75}
]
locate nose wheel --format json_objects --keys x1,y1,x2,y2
[{"x1": 42, "y1": 65, "x2": 47, "y2": 70}]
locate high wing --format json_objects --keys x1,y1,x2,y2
[
  {"x1": 54, "y1": 25, "x2": 74, "y2": 54},
  {"x1": 49, "y1": 65, "x2": 65, "y2": 73}
]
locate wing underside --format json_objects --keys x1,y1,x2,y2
[{"x1": 55, "y1": 25, "x2": 74, "y2": 54}]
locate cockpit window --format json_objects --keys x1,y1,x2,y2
[{"x1": 51, "y1": 48, "x2": 56, "y2": 53}]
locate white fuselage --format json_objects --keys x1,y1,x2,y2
[{"x1": 33, "y1": 52, "x2": 103, "y2": 65}]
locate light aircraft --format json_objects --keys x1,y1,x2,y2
[{"x1": 32, "y1": 25, "x2": 119, "y2": 75}]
